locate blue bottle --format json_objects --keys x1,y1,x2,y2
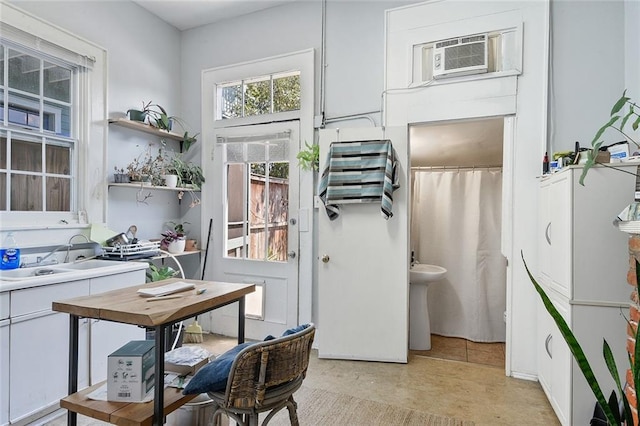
[{"x1": 0, "y1": 233, "x2": 20, "y2": 270}]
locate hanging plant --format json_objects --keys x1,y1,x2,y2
[{"x1": 297, "y1": 141, "x2": 319, "y2": 171}]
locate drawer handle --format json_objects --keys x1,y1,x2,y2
[
  {"x1": 545, "y1": 334, "x2": 552, "y2": 359},
  {"x1": 545, "y1": 223, "x2": 551, "y2": 245}
]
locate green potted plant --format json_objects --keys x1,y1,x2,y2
[
  {"x1": 169, "y1": 155, "x2": 205, "y2": 189},
  {"x1": 161, "y1": 229, "x2": 186, "y2": 254},
  {"x1": 127, "y1": 100, "x2": 153, "y2": 123},
  {"x1": 146, "y1": 264, "x2": 178, "y2": 283},
  {"x1": 167, "y1": 220, "x2": 197, "y2": 251}
]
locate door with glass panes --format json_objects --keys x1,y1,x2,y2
[{"x1": 206, "y1": 122, "x2": 299, "y2": 340}]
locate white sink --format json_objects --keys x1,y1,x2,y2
[
  {"x1": 56, "y1": 259, "x2": 124, "y2": 270},
  {"x1": 0, "y1": 267, "x2": 74, "y2": 281},
  {"x1": 410, "y1": 264, "x2": 447, "y2": 284},
  {"x1": 0, "y1": 259, "x2": 142, "y2": 283}
]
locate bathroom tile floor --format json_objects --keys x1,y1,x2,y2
[
  {"x1": 410, "y1": 334, "x2": 506, "y2": 368},
  {"x1": 47, "y1": 333, "x2": 558, "y2": 426}
]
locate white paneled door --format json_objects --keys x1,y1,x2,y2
[
  {"x1": 206, "y1": 122, "x2": 300, "y2": 340},
  {"x1": 317, "y1": 126, "x2": 409, "y2": 362}
]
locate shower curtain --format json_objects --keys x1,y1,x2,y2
[{"x1": 411, "y1": 169, "x2": 506, "y2": 342}]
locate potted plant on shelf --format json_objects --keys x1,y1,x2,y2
[
  {"x1": 167, "y1": 221, "x2": 197, "y2": 251},
  {"x1": 161, "y1": 229, "x2": 186, "y2": 254},
  {"x1": 167, "y1": 155, "x2": 205, "y2": 190},
  {"x1": 127, "y1": 100, "x2": 153, "y2": 123},
  {"x1": 122, "y1": 144, "x2": 163, "y2": 185},
  {"x1": 157, "y1": 144, "x2": 179, "y2": 188},
  {"x1": 113, "y1": 167, "x2": 130, "y2": 183}
]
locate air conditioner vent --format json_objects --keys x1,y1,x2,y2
[{"x1": 433, "y1": 33, "x2": 488, "y2": 79}]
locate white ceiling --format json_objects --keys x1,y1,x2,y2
[{"x1": 133, "y1": 0, "x2": 297, "y2": 31}]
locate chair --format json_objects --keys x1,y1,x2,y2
[{"x1": 208, "y1": 323, "x2": 315, "y2": 426}]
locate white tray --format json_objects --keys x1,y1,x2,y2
[{"x1": 102, "y1": 241, "x2": 160, "y2": 258}]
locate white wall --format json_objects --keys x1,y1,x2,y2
[
  {"x1": 548, "y1": 0, "x2": 627, "y2": 153},
  {"x1": 7, "y1": 0, "x2": 187, "y2": 245}
]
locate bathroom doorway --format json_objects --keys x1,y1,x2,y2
[{"x1": 409, "y1": 117, "x2": 507, "y2": 367}]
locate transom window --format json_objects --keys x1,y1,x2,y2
[
  {"x1": 217, "y1": 71, "x2": 300, "y2": 120},
  {"x1": 0, "y1": 42, "x2": 76, "y2": 212}
]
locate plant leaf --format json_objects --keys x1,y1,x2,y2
[
  {"x1": 521, "y1": 252, "x2": 620, "y2": 425},
  {"x1": 591, "y1": 116, "x2": 621, "y2": 147},
  {"x1": 611, "y1": 91, "x2": 630, "y2": 115},
  {"x1": 579, "y1": 146, "x2": 601, "y2": 186},
  {"x1": 604, "y1": 338, "x2": 630, "y2": 424},
  {"x1": 621, "y1": 106, "x2": 635, "y2": 130},
  {"x1": 633, "y1": 115, "x2": 640, "y2": 132}
]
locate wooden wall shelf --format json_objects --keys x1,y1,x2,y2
[{"x1": 109, "y1": 118, "x2": 184, "y2": 142}]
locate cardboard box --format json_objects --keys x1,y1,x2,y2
[{"x1": 107, "y1": 340, "x2": 155, "y2": 402}]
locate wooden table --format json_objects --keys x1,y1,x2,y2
[{"x1": 52, "y1": 278, "x2": 255, "y2": 426}]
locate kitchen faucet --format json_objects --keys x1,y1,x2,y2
[
  {"x1": 21, "y1": 244, "x2": 72, "y2": 268},
  {"x1": 65, "y1": 234, "x2": 90, "y2": 262}
]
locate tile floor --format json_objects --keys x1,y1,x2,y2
[
  {"x1": 47, "y1": 332, "x2": 558, "y2": 426},
  {"x1": 411, "y1": 334, "x2": 506, "y2": 368}
]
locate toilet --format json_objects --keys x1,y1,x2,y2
[{"x1": 409, "y1": 264, "x2": 447, "y2": 350}]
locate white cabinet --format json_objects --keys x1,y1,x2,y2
[
  {"x1": 537, "y1": 165, "x2": 635, "y2": 425},
  {"x1": 9, "y1": 280, "x2": 89, "y2": 424},
  {"x1": 6, "y1": 267, "x2": 146, "y2": 424},
  {"x1": 1, "y1": 318, "x2": 9, "y2": 426},
  {"x1": 538, "y1": 171, "x2": 572, "y2": 297},
  {"x1": 0, "y1": 292, "x2": 8, "y2": 426},
  {"x1": 537, "y1": 288, "x2": 571, "y2": 425}
]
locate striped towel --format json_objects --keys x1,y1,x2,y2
[{"x1": 318, "y1": 139, "x2": 399, "y2": 220}]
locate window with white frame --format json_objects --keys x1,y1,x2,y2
[
  {"x1": 217, "y1": 71, "x2": 301, "y2": 120},
  {"x1": 0, "y1": 42, "x2": 76, "y2": 212}
]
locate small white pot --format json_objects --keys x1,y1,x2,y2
[
  {"x1": 167, "y1": 239, "x2": 186, "y2": 254},
  {"x1": 163, "y1": 174, "x2": 178, "y2": 188}
]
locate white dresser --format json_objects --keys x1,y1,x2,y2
[{"x1": 537, "y1": 164, "x2": 637, "y2": 425}]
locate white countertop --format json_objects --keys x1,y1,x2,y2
[{"x1": 0, "y1": 260, "x2": 148, "y2": 292}]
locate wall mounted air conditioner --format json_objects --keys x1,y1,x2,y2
[{"x1": 432, "y1": 33, "x2": 488, "y2": 79}]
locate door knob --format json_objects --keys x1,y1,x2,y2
[
  {"x1": 288, "y1": 251, "x2": 296, "y2": 259},
  {"x1": 321, "y1": 254, "x2": 330, "y2": 263}
]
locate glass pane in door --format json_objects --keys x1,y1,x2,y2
[
  {"x1": 223, "y1": 140, "x2": 290, "y2": 263},
  {"x1": 267, "y1": 162, "x2": 289, "y2": 262},
  {"x1": 226, "y1": 163, "x2": 245, "y2": 258}
]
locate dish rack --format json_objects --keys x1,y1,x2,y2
[{"x1": 101, "y1": 241, "x2": 160, "y2": 260}]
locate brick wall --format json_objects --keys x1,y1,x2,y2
[{"x1": 627, "y1": 235, "x2": 640, "y2": 425}]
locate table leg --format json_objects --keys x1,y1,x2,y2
[
  {"x1": 153, "y1": 324, "x2": 166, "y2": 426},
  {"x1": 67, "y1": 315, "x2": 79, "y2": 426},
  {"x1": 238, "y1": 296, "x2": 245, "y2": 344}
]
